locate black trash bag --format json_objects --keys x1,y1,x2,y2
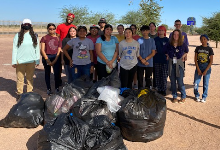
[
  {"x1": 85, "y1": 69, "x2": 120, "y2": 99},
  {"x1": 70, "y1": 98, "x2": 116, "y2": 123},
  {"x1": 0, "y1": 92, "x2": 44, "y2": 128},
  {"x1": 71, "y1": 75, "x2": 93, "y2": 96},
  {"x1": 38, "y1": 113, "x2": 89, "y2": 150},
  {"x1": 84, "y1": 115, "x2": 127, "y2": 150},
  {"x1": 118, "y1": 88, "x2": 167, "y2": 142}
]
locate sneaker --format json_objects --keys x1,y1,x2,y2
[
  {"x1": 195, "y1": 97, "x2": 200, "y2": 102},
  {"x1": 172, "y1": 98, "x2": 178, "y2": 103},
  {"x1": 55, "y1": 88, "x2": 60, "y2": 94},
  {"x1": 179, "y1": 98, "x2": 186, "y2": 104},
  {"x1": 47, "y1": 89, "x2": 53, "y2": 95},
  {"x1": 201, "y1": 98, "x2": 206, "y2": 103},
  {"x1": 133, "y1": 84, "x2": 138, "y2": 89}
]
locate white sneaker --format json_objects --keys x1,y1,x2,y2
[
  {"x1": 201, "y1": 98, "x2": 206, "y2": 103},
  {"x1": 195, "y1": 97, "x2": 200, "y2": 102}
]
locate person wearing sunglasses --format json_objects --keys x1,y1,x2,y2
[
  {"x1": 12, "y1": 19, "x2": 40, "y2": 100},
  {"x1": 40, "y1": 23, "x2": 62, "y2": 95}
]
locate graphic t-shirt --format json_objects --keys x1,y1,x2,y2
[
  {"x1": 67, "y1": 37, "x2": 94, "y2": 65},
  {"x1": 195, "y1": 46, "x2": 214, "y2": 63},
  {"x1": 119, "y1": 39, "x2": 140, "y2": 70},
  {"x1": 137, "y1": 37, "x2": 156, "y2": 67},
  {"x1": 96, "y1": 36, "x2": 119, "y2": 64},
  {"x1": 40, "y1": 34, "x2": 62, "y2": 54},
  {"x1": 56, "y1": 23, "x2": 77, "y2": 41}
]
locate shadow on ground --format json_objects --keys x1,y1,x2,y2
[{"x1": 26, "y1": 130, "x2": 40, "y2": 150}]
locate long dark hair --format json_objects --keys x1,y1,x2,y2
[
  {"x1": 101, "y1": 24, "x2": 113, "y2": 41},
  {"x1": 65, "y1": 26, "x2": 77, "y2": 38},
  {"x1": 17, "y1": 26, "x2": 37, "y2": 48}
]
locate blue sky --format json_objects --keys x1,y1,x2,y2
[{"x1": 0, "y1": 0, "x2": 219, "y2": 28}]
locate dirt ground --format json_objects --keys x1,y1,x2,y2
[{"x1": 0, "y1": 35, "x2": 220, "y2": 150}]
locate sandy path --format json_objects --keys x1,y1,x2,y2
[{"x1": 0, "y1": 35, "x2": 220, "y2": 150}]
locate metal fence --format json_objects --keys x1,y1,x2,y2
[{"x1": 0, "y1": 20, "x2": 59, "y2": 36}]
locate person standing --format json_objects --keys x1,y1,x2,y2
[
  {"x1": 98, "y1": 18, "x2": 107, "y2": 36},
  {"x1": 62, "y1": 27, "x2": 77, "y2": 83},
  {"x1": 63, "y1": 26, "x2": 94, "y2": 80},
  {"x1": 164, "y1": 29, "x2": 188, "y2": 103},
  {"x1": 119, "y1": 28, "x2": 140, "y2": 89},
  {"x1": 87, "y1": 25, "x2": 100, "y2": 82},
  {"x1": 194, "y1": 34, "x2": 214, "y2": 103},
  {"x1": 130, "y1": 24, "x2": 141, "y2": 89},
  {"x1": 137, "y1": 25, "x2": 156, "y2": 89},
  {"x1": 96, "y1": 24, "x2": 119, "y2": 80},
  {"x1": 40, "y1": 23, "x2": 62, "y2": 95},
  {"x1": 56, "y1": 13, "x2": 77, "y2": 86},
  {"x1": 12, "y1": 19, "x2": 40, "y2": 99},
  {"x1": 115, "y1": 24, "x2": 125, "y2": 42},
  {"x1": 154, "y1": 26, "x2": 169, "y2": 96},
  {"x1": 149, "y1": 22, "x2": 158, "y2": 39}
]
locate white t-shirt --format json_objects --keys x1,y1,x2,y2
[{"x1": 119, "y1": 39, "x2": 140, "y2": 70}]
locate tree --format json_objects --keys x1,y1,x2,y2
[
  {"x1": 197, "y1": 12, "x2": 220, "y2": 48},
  {"x1": 59, "y1": 6, "x2": 116, "y2": 25},
  {"x1": 181, "y1": 24, "x2": 190, "y2": 33},
  {"x1": 118, "y1": 10, "x2": 142, "y2": 25},
  {"x1": 139, "y1": 0, "x2": 163, "y2": 26},
  {"x1": 59, "y1": 5, "x2": 90, "y2": 25}
]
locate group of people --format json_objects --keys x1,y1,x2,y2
[{"x1": 12, "y1": 13, "x2": 214, "y2": 103}]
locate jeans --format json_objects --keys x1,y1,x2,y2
[
  {"x1": 71, "y1": 63, "x2": 91, "y2": 81},
  {"x1": 194, "y1": 63, "x2": 211, "y2": 99},
  {"x1": 42, "y1": 54, "x2": 61, "y2": 90},
  {"x1": 170, "y1": 64, "x2": 186, "y2": 99},
  {"x1": 64, "y1": 65, "x2": 73, "y2": 84}
]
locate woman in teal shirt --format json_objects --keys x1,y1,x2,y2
[
  {"x1": 12, "y1": 19, "x2": 40, "y2": 99},
  {"x1": 95, "y1": 24, "x2": 119, "y2": 80}
]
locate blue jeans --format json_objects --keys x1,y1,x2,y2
[
  {"x1": 170, "y1": 64, "x2": 186, "y2": 99},
  {"x1": 64, "y1": 65, "x2": 73, "y2": 84},
  {"x1": 71, "y1": 63, "x2": 91, "y2": 81},
  {"x1": 194, "y1": 63, "x2": 211, "y2": 99}
]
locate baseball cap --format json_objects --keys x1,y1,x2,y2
[
  {"x1": 200, "y1": 34, "x2": 209, "y2": 41},
  {"x1": 98, "y1": 18, "x2": 107, "y2": 24},
  {"x1": 90, "y1": 25, "x2": 99, "y2": 30},
  {"x1": 22, "y1": 19, "x2": 32, "y2": 24},
  {"x1": 67, "y1": 13, "x2": 75, "y2": 19}
]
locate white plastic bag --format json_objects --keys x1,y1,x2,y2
[{"x1": 97, "y1": 86, "x2": 121, "y2": 113}]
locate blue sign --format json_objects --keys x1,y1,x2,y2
[{"x1": 187, "y1": 17, "x2": 196, "y2": 25}]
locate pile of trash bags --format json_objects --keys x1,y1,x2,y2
[{"x1": 0, "y1": 69, "x2": 167, "y2": 149}]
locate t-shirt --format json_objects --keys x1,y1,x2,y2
[
  {"x1": 148, "y1": 33, "x2": 158, "y2": 39},
  {"x1": 195, "y1": 46, "x2": 214, "y2": 64},
  {"x1": 115, "y1": 34, "x2": 125, "y2": 42},
  {"x1": 164, "y1": 42, "x2": 189, "y2": 59},
  {"x1": 67, "y1": 37, "x2": 94, "y2": 65},
  {"x1": 96, "y1": 36, "x2": 119, "y2": 64},
  {"x1": 132, "y1": 35, "x2": 141, "y2": 41},
  {"x1": 137, "y1": 37, "x2": 156, "y2": 67},
  {"x1": 169, "y1": 31, "x2": 189, "y2": 45},
  {"x1": 86, "y1": 35, "x2": 100, "y2": 64},
  {"x1": 40, "y1": 34, "x2": 62, "y2": 54},
  {"x1": 56, "y1": 23, "x2": 77, "y2": 41},
  {"x1": 154, "y1": 37, "x2": 169, "y2": 64},
  {"x1": 119, "y1": 39, "x2": 140, "y2": 70},
  {"x1": 62, "y1": 37, "x2": 73, "y2": 65}
]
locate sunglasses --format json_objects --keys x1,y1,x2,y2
[
  {"x1": 48, "y1": 28, "x2": 56, "y2": 30},
  {"x1": 175, "y1": 24, "x2": 181, "y2": 26}
]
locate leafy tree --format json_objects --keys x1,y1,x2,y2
[
  {"x1": 181, "y1": 24, "x2": 190, "y2": 33},
  {"x1": 198, "y1": 12, "x2": 220, "y2": 48},
  {"x1": 59, "y1": 6, "x2": 116, "y2": 25},
  {"x1": 118, "y1": 10, "x2": 142, "y2": 25},
  {"x1": 139, "y1": 0, "x2": 163, "y2": 26},
  {"x1": 159, "y1": 24, "x2": 168, "y2": 30}
]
